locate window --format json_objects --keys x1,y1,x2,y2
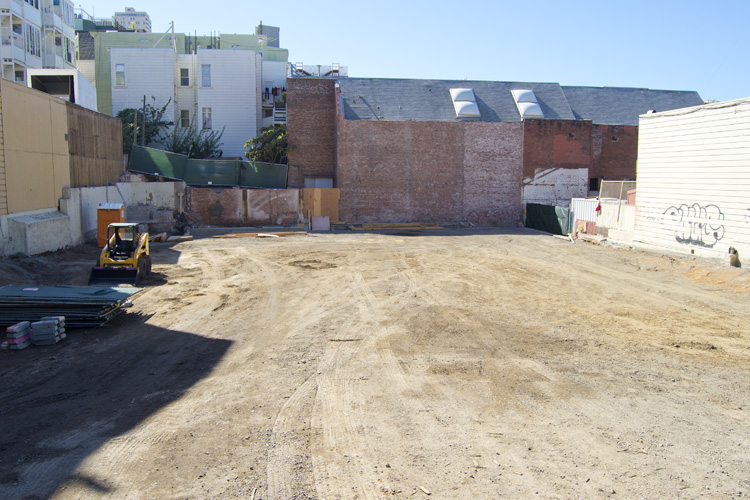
[
  {"x1": 201, "y1": 64, "x2": 211, "y2": 87},
  {"x1": 180, "y1": 110, "x2": 190, "y2": 128},
  {"x1": 115, "y1": 63, "x2": 125, "y2": 86},
  {"x1": 25, "y1": 24, "x2": 40, "y2": 58},
  {"x1": 180, "y1": 68, "x2": 189, "y2": 87},
  {"x1": 202, "y1": 107, "x2": 212, "y2": 130}
]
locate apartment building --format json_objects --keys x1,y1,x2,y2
[
  {"x1": 81, "y1": 28, "x2": 288, "y2": 158},
  {"x1": 1, "y1": 0, "x2": 76, "y2": 83},
  {"x1": 113, "y1": 7, "x2": 150, "y2": 33}
]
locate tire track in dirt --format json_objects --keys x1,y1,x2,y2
[{"x1": 311, "y1": 268, "x2": 419, "y2": 500}]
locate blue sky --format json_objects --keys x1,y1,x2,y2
[{"x1": 83, "y1": 1, "x2": 748, "y2": 102}]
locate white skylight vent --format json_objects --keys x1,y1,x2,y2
[
  {"x1": 450, "y1": 88, "x2": 481, "y2": 118},
  {"x1": 511, "y1": 89, "x2": 544, "y2": 119}
]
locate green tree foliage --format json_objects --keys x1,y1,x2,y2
[
  {"x1": 244, "y1": 124, "x2": 292, "y2": 164},
  {"x1": 117, "y1": 97, "x2": 173, "y2": 155},
  {"x1": 161, "y1": 122, "x2": 225, "y2": 159}
]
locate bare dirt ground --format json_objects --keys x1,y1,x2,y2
[{"x1": 1, "y1": 228, "x2": 750, "y2": 500}]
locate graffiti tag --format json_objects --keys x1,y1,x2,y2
[{"x1": 662, "y1": 203, "x2": 725, "y2": 248}]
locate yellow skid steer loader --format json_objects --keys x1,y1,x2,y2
[{"x1": 88, "y1": 223, "x2": 151, "y2": 286}]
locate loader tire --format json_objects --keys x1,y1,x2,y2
[
  {"x1": 144, "y1": 254, "x2": 152, "y2": 277},
  {"x1": 136, "y1": 258, "x2": 147, "y2": 286}
]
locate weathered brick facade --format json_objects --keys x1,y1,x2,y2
[
  {"x1": 335, "y1": 119, "x2": 523, "y2": 225},
  {"x1": 522, "y1": 119, "x2": 594, "y2": 178},
  {"x1": 286, "y1": 78, "x2": 337, "y2": 188},
  {"x1": 287, "y1": 79, "x2": 641, "y2": 225},
  {"x1": 187, "y1": 187, "x2": 299, "y2": 226},
  {"x1": 591, "y1": 124, "x2": 638, "y2": 181}
]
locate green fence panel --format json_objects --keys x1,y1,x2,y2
[
  {"x1": 239, "y1": 161, "x2": 288, "y2": 189},
  {"x1": 184, "y1": 159, "x2": 239, "y2": 186},
  {"x1": 127, "y1": 146, "x2": 288, "y2": 188},
  {"x1": 128, "y1": 145, "x2": 188, "y2": 180},
  {"x1": 525, "y1": 203, "x2": 572, "y2": 236}
]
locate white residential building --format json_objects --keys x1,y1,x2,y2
[
  {"x1": 113, "y1": 7, "x2": 150, "y2": 33},
  {"x1": 1, "y1": 0, "x2": 76, "y2": 83},
  {"x1": 633, "y1": 98, "x2": 750, "y2": 263},
  {"x1": 110, "y1": 47, "x2": 284, "y2": 157}
]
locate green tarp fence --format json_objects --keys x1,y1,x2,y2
[
  {"x1": 128, "y1": 145, "x2": 287, "y2": 189},
  {"x1": 525, "y1": 203, "x2": 572, "y2": 236}
]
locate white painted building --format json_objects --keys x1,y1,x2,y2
[
  {"x1": 113, "y1": 7, "x2": 150, "y2": 33},
  {"x1": 633, "y1": 98, "x2": 750, "y2": 264},
  {"x1": 27, "y1": 68, "x2": 96, "y2": 110},
  {"x1": 110, "y1": 47, "x2": 175, "y2": 118},
  {"x1": 1, "y1": 0, "x2": 76, "y2": 83},
  {"x1": 110, "y1": 47, "x2": 275, "y2": 158}
]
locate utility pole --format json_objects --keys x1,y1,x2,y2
[{"x1": 141, "y1": 95, "x2": 146, "y2": 146}]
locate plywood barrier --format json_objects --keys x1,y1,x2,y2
[{"x1": 301, "y1": 188, "x2": 340, "y2": 222}]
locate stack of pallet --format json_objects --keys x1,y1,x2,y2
[
  {"x1": 1, "y1": 321, "x2": 32, "y2": 350},
  {"x1": 31, "y1": 317, "x2": 67, "y2": 346}
]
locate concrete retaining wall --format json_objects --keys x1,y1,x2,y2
[{"x1": 0, "y1": 181, "x2": 184, "y2": 257}]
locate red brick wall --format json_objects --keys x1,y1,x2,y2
[
  {"x1": 591, "y1": 124, "x2": 638, "y2": 180},
  {"x1": 187, "y1": 188, "x2": 244, "y2": 226},
  {"x1": 522, "y1": 119, "x2": 593, "y2": 179},
  {"x1": 286, "y1": 79, "x2": 337, "y2": 188},
  {"x1": 336, "y1": 119, "x2": 524, "y2": 225},
  {"x1": 187, "y1": 187, "x2": 299, "y2": 226}
]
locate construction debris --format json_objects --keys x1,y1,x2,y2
[
  {"x1": 2, "y1": 321, "x2": 32, "y2": 350},
  {"x1": 149, "y1": 232, "x2": 169, "y2": 243},
  {"x1": 0, "y1": 286, "x2": 141, "y2": 328},
  {"x1": 167, "y1": 235, "x2": 194, "y2": 242},
  {"x1": 31, "y1": 317, "x2": 67, "y2": 346},
  {"x1": 216, "y1": 232, "x2": 307, "y2": 239},
  {"x1": 350, "y1": 223, "x2": 443, "y2": 231}
]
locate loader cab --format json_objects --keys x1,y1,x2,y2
[{"x1": 108, "y1": 223, "x2": 139, "y2": 260}]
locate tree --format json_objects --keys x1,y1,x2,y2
[
  {"x1": 161, "y1": 121, "x2": 225, "y2": 159},
  {"x1": 244, "y1": 124, "x2": 293, "y2": 164},
  {"x1": 118, "y1": 97, "x2": 173, "y2": 155}
]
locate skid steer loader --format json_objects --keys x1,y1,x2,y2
[{"x1": 88, "y1": 223, "x2": 151, "y2": 286}]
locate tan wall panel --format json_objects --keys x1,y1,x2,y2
[
  {"x1": 1, "y1": 80, "x2": 70, "y2": 212},
  {"x1": 5, "y1": 151, "x2": 57, "y2": 212}
]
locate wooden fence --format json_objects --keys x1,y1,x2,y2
[{"x1": 67, "y1": 104, "x2": 123, "y2": 188}]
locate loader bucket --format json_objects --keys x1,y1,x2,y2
[{"x1": 88, "y1": 267, "x2": 140, "y2": 287}]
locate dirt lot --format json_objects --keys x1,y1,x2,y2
[{"x1": 1, "y1": 228, "x2": 749, "y2": 500}]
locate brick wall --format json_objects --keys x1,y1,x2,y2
[
  {"x1": 187, "y1": 188, "x2": 244, "y2": 226},
  {"x1": 591, "y1": 124, "x2": 638, "y2": 180},
  {"x1": 187, "y1": 187, "x2": 299, "y2": 226},
  {"x1": 286, "y1": 78, "x2": 337, "y2": 188},
  {"x1": 522, "y1": 119, "x2": 593, "y2": 179},
  {"x1": 337, "y1": 119, "x2": 524, "y2": 225}
]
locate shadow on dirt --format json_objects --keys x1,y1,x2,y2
[{"x1": 0, "y1": 313, "x2": 232, "y2": 499}]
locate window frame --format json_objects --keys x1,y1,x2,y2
[
  {"x1": 201, "y1": 64, "x2": 211, "y2": 87},
  {"x1": 180, "y1": 109, "x2": 190, "y2": 128},
  {"x1": 201, "y1": 107, "x2": 212, "y2": 130},
  {"x1": 180, "y1": 68, "x2": 190, "y2": 87},
  {"x1": 114, "y1": 63, "x2": 126, "y2": 87}
]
